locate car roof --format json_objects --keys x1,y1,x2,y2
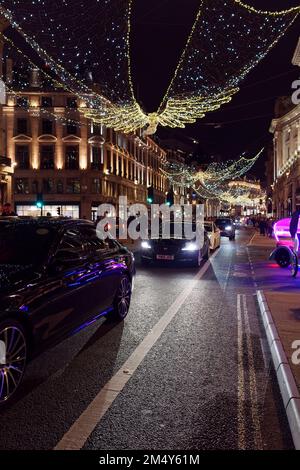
[{"x1": 0, "y1": 217, "x2": 93, "y2": 229}]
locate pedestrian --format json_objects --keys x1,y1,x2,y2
[
  {"x1": 267, "y1": 218, "x2": 274, "y2": 238},
  {"x1": 1, "y1": 203, "x2": 17, "y2": 216},
  {"x1": 259, "y1": 218, "x2": 266, "y2": 236}
]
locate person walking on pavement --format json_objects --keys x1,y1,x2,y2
[
  {"x1": 259, "y1": 218, "x2": 266, "y2": 236},
  {"x1": 1, "y1": 203, "x2": 17, "y2": 216}
]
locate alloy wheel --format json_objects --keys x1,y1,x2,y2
[
  {"x1": 0, "y1": 325, "x2": 27, "y2": 404},
  {"x1": 291, "y1": 252, "x2": 299, "y2": 278},
  {"x1": 117, "y1": 277, "x2": 131, "y2": 319}
]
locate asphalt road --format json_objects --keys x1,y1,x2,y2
[{"x1": 0, "y1": 228, "x2": 293, "y2": 450}]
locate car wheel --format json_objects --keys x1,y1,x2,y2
[
  {"x1": 291, "y1": 252, "x2": 299, "y2": 278},
  {"x1": 112, "y1": 276, "x2": 132, "y2": 321},
  {"x1": 141, "y1": 257, "x2": 151, "y2": 266},
  {"x1": 203, "y1": 245, "x2": 210, "y2": 261},
  {"x1": 0, "y1": 319, "x2": 27, "y2": 405}
]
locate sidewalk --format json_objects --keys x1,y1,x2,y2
[
  {"x1": 247, "y1": 231, "x2": 300, "y2": 447},
  {"x1": 261, "y1": 291, "x2": 300, "y2": 393}
]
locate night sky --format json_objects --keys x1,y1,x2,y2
[{"x1": 130, "y1": 0, "x2": 300, "y2": 179}]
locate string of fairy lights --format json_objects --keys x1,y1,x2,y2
[
  {"x1": 0, "y1": 0, "x2": 299, "y2": 136},
  {"x1": 161, "y1": 149, "x2": 264, "y2": 204},
  {"x1": 0, "y1": 0, "x2": 293, "y2": 208}
]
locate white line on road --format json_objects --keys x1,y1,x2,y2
[
  {"x1": 242, "y1": 294, "x2": 263, "y2": 450},
  {"x1": 248, "y1": 232, "x2": 257, "y2": 246},
  {"x1": 54, "y1": 250, "x2": 219, "y2": 450},
  {"x1": 237, "y1": 294, "x2": 246, "y2": 450}
]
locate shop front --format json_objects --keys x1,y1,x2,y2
[{"x1": 15, "y1": 202, "x2": 80, "y2": 219}]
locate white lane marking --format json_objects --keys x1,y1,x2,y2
[
  {"x1": 54, "y1": 250, "x2": 219, "y2": 450},
  {"x1": 237, "y1": 294, "x2": 246, "y2": 450},
  {"x1": 242, "y1": 294, "x2": 263, "y2": 450},
  {"x1": 248, "y1": 232, "x2": 256, "y2": 246},
  {"x1": 259, "y1": 338, "x2": 269, "y2": 370}
]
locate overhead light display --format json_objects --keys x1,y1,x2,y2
[
  {"x1": 162, "y1": 148, "x2": 264, "y2": 204},
  {"x1": 0, "y1": 1, "x2": 299, "y2": 134}
]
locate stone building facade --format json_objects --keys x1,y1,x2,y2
[
  {"x1": 269, "y1": 39, "x2": 300, "y2": 218},
  {"x1": 1, "y1": 86, "x2": 168, "y2": 220}
]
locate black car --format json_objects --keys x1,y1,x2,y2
[
  {"x1": 215, "y1": 218, "x2": 236, "y2": 240},
  {"x1": 0, "y1": 218, "x2": 135, "y2": 404},
  {"x1": 140, "y1": 222, "x2": 210, "y2": 266}
]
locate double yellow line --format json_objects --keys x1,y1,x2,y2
[{"x1": 237, "y1": 294, "x2": 263, "y2": 450}]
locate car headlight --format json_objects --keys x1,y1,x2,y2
[
  {"x1": 225, "y1": 225, "x2": 232, "y2": 231},
  {"x1": 141, "y1": 241, "x2": 152, "y2": 250},
  {"x1": 182, "y1": 242, "x2": 198, "y2": 251}
]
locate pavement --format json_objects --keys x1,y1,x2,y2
[
  {"x1": 247, "y1": 231, "x2": 300, "y2": 448},
  {"x1": 0, "y1": 228, "x2": 296, "y2": 450}
]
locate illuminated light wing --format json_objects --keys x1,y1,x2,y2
[
  {"x1": 162, "y1": 149, "x2": 264, "y2": 203},
  {"x1": 81, "y1": 101, "x2": 148, "y2": 134},
  {"x1": 1, "y1": 0, "x2": 299, "y2": 135},
  {"x1": 156, "y1": 88, "x2": 238, "y2": 129},
  {"x1": 153, "y1": 0, "x2": 300, "y2": 135}
]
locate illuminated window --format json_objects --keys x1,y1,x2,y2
[
  {"x1": 14, "y1": 178, "x2": 29, "y2": 194},
  {"x1": 91, "y1": 146, "x2": 102, "y2": 170},
  {"x1": 65, "y1": 146, "x2": 79, "y2": 170},
  {"x1": 16, "y1": 145, "x2": 29, "y2": 169},
  {"x1": 41, "y1": 146, "x2": 55, "y2": 169},
  {"x1": 91, "y1": 178, "x2": 101, "y2": 194},
  {"x1": 66, "y1": 178, "x2": 80, "y2": 194}
]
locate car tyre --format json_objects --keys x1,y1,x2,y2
[
  {"x1": 111, "y1": 275, "x2": 132, "y2": 321},
  {"x1": 0, "y1": 319, "x2": 27, "y2": 406},
  {"x1": 203, "y1": 246, "x2": 210, "y2": 261}
]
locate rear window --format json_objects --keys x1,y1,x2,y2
[{"x1": 0, "y1": 224, "x2": 55, "y2": 266}]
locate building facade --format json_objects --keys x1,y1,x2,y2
[
  {"x1": 270, "y1": 99, "x2": 300, "y2": 218},
  {"x1": 1, "y1": 85, "x2": 168, "y2": 220},
  {"x1": 0, "y1": 15, "x2": 13, "y2": 209},
  {"x1": 269, "y1": 39, "x2": 300, "y2": 218}
]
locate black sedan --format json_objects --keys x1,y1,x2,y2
[
  {"x1": 0, "y1": 218, "x2": 135, "y2": 404},
  {"x1": 215, "y1": 218, "x2": 236, "y2": 240},
  {"x1": 140, "y1": 222, "x2": 210, "y2": 266}
]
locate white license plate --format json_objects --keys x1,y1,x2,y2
[{"x1": 156, "y1": 254, "x2": 174, "y2": 261}]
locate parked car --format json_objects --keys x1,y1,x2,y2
[
  {"x1": 204, "y1": 221, "x2": 221, "y2": 250},
  {"x1": 140, "y1": 222, "x2": 210, "y2": 266},
  {"x1": 215, "y1": 217, "x2": 236, "y2": 240},
  {"x1": 0, "y1": 218, "x2": 135, "y2": 404}
]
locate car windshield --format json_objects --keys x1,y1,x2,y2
[
  {"x1": 216, "y1": 219, "x2": 232, "y2": 226},
  {"x1": 0, "y1": 224, "x2": 56, "y2": 266},
  {"x1": 157, "y1": 222, "x2": 200, "y2": 239}
]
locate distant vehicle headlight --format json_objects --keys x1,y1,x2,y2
[
  {"x1": 141, "y1": 241, "x2": 151, "y2": 250},
  {"x1": 182, "y1": 242, "x2": 198, "y2": 251},
  {"x1": 225, "y1": 225, "x2": 232, "y2": 231}
]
